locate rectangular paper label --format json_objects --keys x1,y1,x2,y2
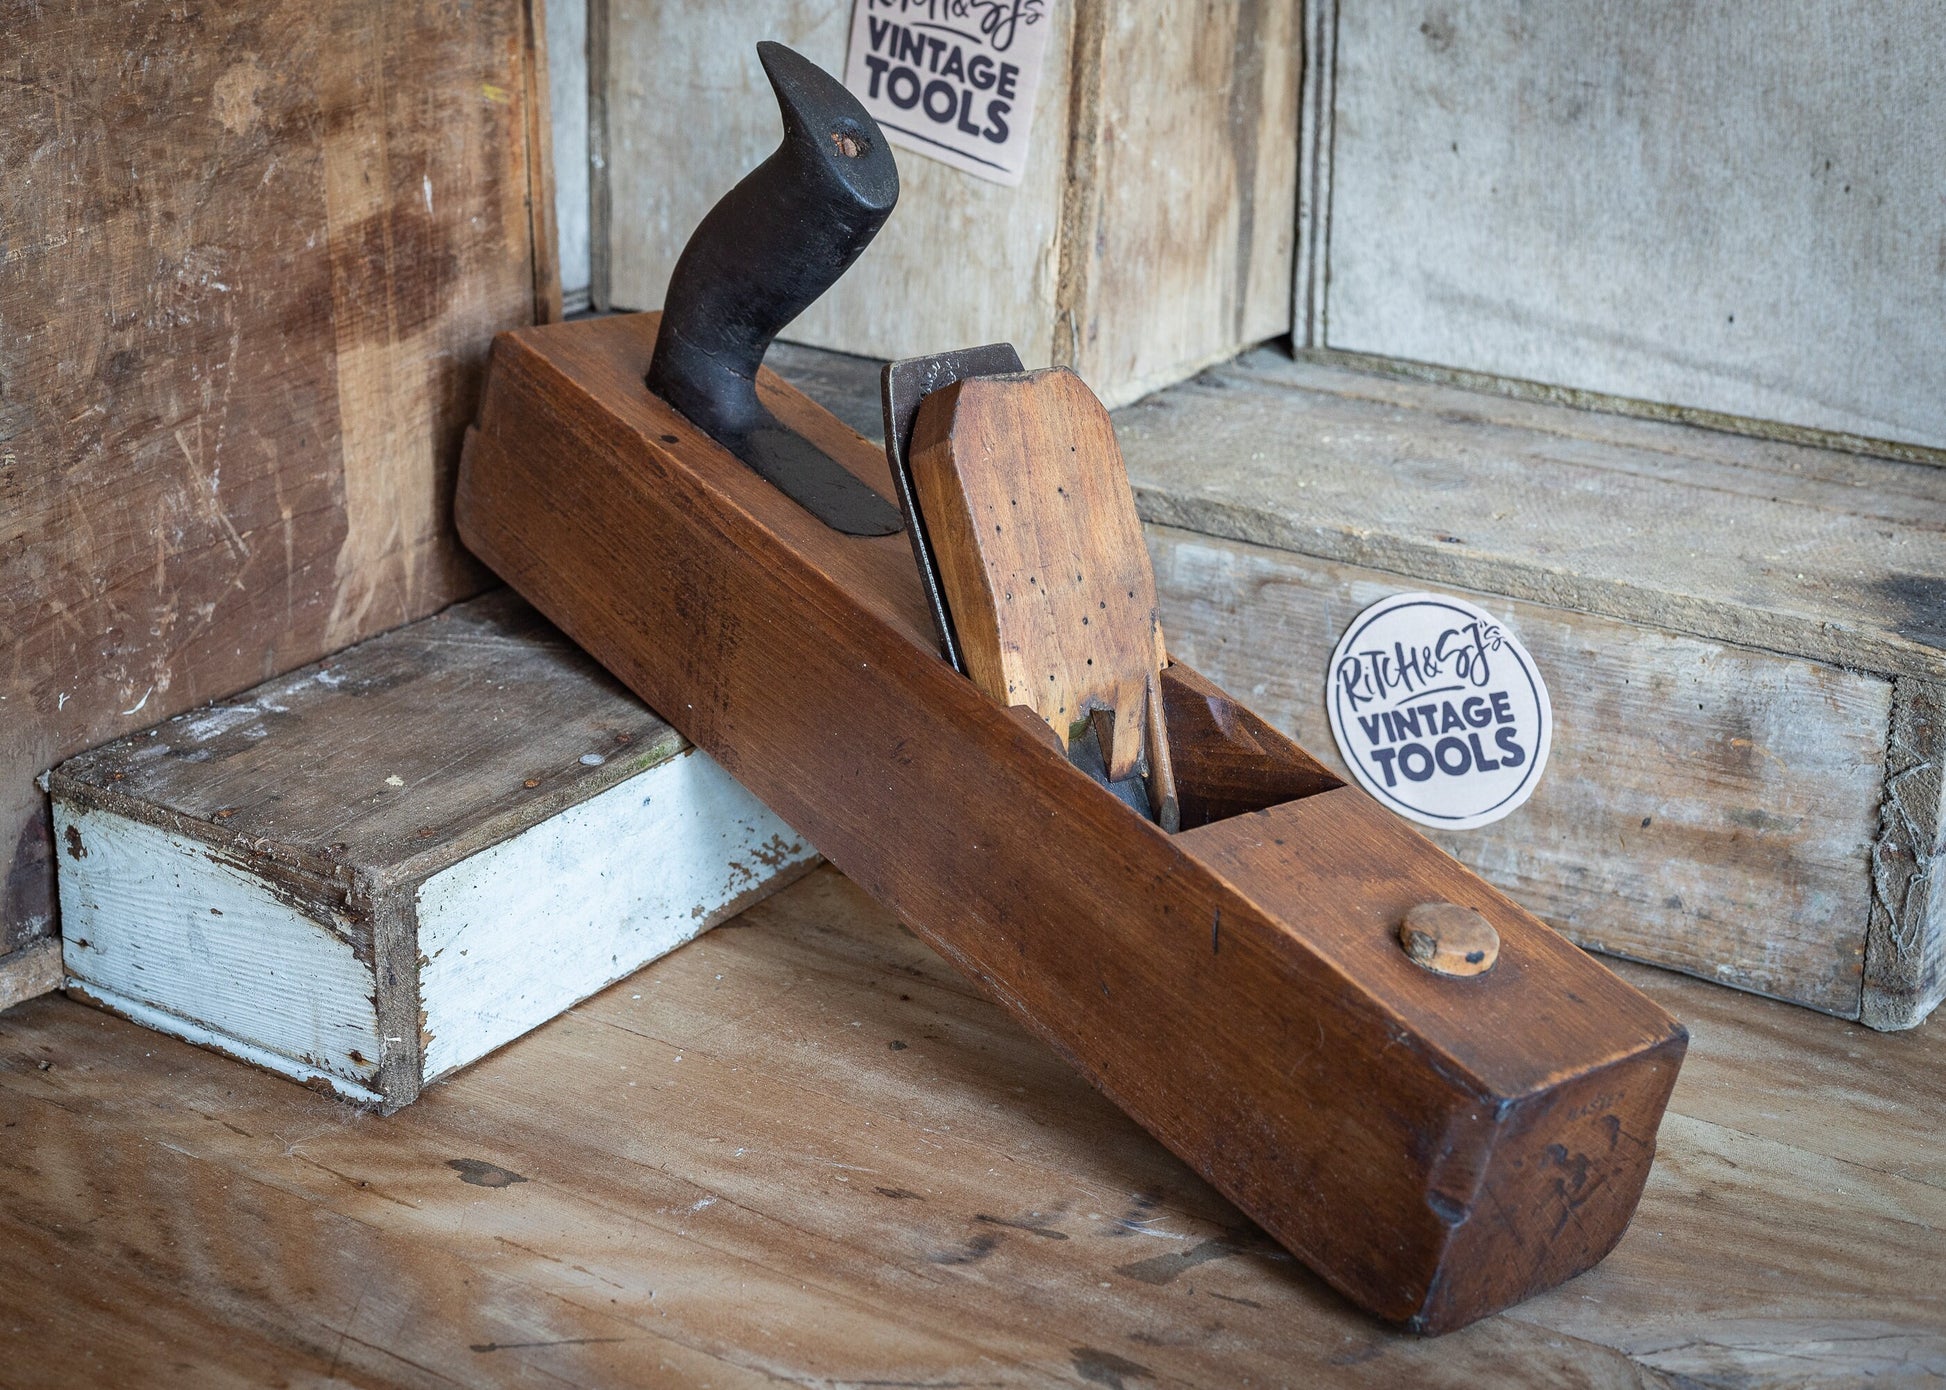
[{"x1": 842, "y1": 1, "x2": 1051, "y2": 187}]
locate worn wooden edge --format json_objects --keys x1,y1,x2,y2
[
  {"x1": 48, "y1": 662, "x2": 691, "y2": 897},
  {"x1": 364, "y1": 712, "x2": 690, "y2": 891},
  {"x1": 523, "y1": 0, "x2": 564, "y2": 325},
  {"x1": 0, "y1": 939, "x2": 63, "y2": 1014},
  {"x1": 1294, "y1": 0, "x2": 1337, "y2": 348},
  {"x1": 1421, "y1": 1025, "x2": 1686, "y2": 1334},
  {"x1": 1128, "y1": 480, "x2": 1944, "y2": 688},
  {"x1": 46, "y1": 775, "x2": 362, "y2": 921},
  {"x1": 1306, "y1": 347, "x2": 1946, "y2": 473},
  {"x1": 374, "y1": 875, "x2": 428, "y2": 1107},
  {"x1": 59, "y1": 978, "x2": 390, "y2": 1107},
  {"x1": 1051, "y1": 0, "x2": 1106, "y2": 374},
  {"x1": 1863, "y1": 675, "x2": 1946, "y2": 1029},
  {"x1": 587, "y1": 0, "x2": 612, "y2": 312}
]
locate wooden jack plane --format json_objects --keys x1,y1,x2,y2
[{"x1": 456, "y1": 42, "x2": 1687, "y2": 1334}]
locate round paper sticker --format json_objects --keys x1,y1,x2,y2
[{"x1": 1325, "y1": 593, "x2": 1552, "y2": 829}]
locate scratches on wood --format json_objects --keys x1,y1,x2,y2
[
  {"x1": 1864, "y1": 678, "x2": 1946, "y2": 1028},
  {"x1": 0, "y1": 0, "x2": 545, "y2": 963}
]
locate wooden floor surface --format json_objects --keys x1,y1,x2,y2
[{"x1": 2, "y1": 866, "x2": 1942, "y2": 1388}]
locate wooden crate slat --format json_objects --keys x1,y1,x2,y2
[
  {"x1": 1116, "y1": 352, "x2": 1946, "y2": 685},
  {"x1": 1309, "y1": 0, "x2": 1946, "y2": 456},
  {"x1": 1150, "y1": 526, "x2": 1889, "y2": 1014}
]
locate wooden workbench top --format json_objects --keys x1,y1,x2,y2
[{"x1": 3, "y1": 866, "x2": 1942, "y2": 1387}]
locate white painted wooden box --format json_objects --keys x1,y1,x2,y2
[{"x1": 51, "y1": 592, "x2": 818, "y2": 1107}]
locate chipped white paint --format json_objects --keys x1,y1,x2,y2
[
  {"x1": 66, "y1": 982, "x2": 386, "y2": 1106},
  {"x1": 57, "y1": 807, "x2": 385, "y2": 1086},
  {"x1": 417, "y1": 748, "x2": 814, "y2": 1081},
  {"x1": 54, "y1": 748, "x2": 816, "y2": 1102}
]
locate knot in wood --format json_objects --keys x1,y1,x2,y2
[{"x1": 1400, "y1": 902, "x2": 1499, "y2": 977}]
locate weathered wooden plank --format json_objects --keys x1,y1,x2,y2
[
  {"x1": 0, "y1": 867, "x2": 1941, "y2": 1387},
  {"x1": 547, "y1": 0, "x2": 592, "y2": 307},
  {"x1": 1150, "y1": 527, "x2": 1891, "y2": 1016},
  {"x1": 0, "y1": 942, "x2": 62, "y2": 1014},
  {"x1": 0, "y1": 0, "x2": 549, "y2": 960},
  {"x1": 1117, "y1": 351, "x2": 1946, "y2": 686},
  {"x1": 1607, "y1": 957, "x2": 1946, "y2": 1188},
  {"x1": 1865, "y1": 678, "x2": 1946, "y2": 1028},
  {"x1": 600, "y1": 1, "x2": 1295, "y2": 407},
  {"x1": 1313, "y1": 0, "x2": 1946, "y2": 457},
  {"x1": 1055, "y1": 0, "x2": 1300, "y2": 404},
  {"x1": 50, "y1": 591, "x2": 816, "y2": 1102}
]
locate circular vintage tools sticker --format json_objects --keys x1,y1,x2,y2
[{"x1": 1326, "y1": 592, "x2": 1552, "y2": 829}]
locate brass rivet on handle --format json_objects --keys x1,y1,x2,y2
[{"x1": 1400, "y1": 902, "x2": 1499, "y2": 977}]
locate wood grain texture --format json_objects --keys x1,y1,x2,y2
[
  {"x1": 0, "y1": 0, "x2": 549, "y2": 963},
  {"x1": 1864, "y1": 677, "x2": 1946, "y2": 1028},
  {"x1": 1055, "y1": 0, "x2": 1301, "y2": 404},
  {"x1": 546, "y1": 0, "x2": 592, "y2": 305},
  {"x1": 0, "y1": 866, "x2": 1938, "y2": 1386},
  {"x1": 455, "y1": 311, "x2": 1685, "y2": 1330},
  {"x1": 0, "y1": 942, "x2": 62, "y2": 1014},
  {"x1": 600, "y1": 0, "x2": 1295, "y2": 407},
  {"x1": 1312, "y1": 0, "x2": 1946, "y2": 457},
  {"x1": 910, "y1": 369, "x2": 1167, "y2": 777},
  {"x1": 1117, "y1": 350, "x2": 1946, "y2": 686}
]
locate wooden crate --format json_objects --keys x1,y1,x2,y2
[
  {"x1": 1296, "y1": 0, "x2": 1946, "y2": 462},
  {"x1": 592, "y1": 0, "x2": 1298, "y2": 408},
  {"x1": 0, "y1": 0, "x2": 556, "y2": 1005},
  {"x1": 767, "y1": 340, "x2": 1946, "y2": 1029},
  {"x1": 50, "y1": 592, "x2": 817, "y2": 1107}
]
